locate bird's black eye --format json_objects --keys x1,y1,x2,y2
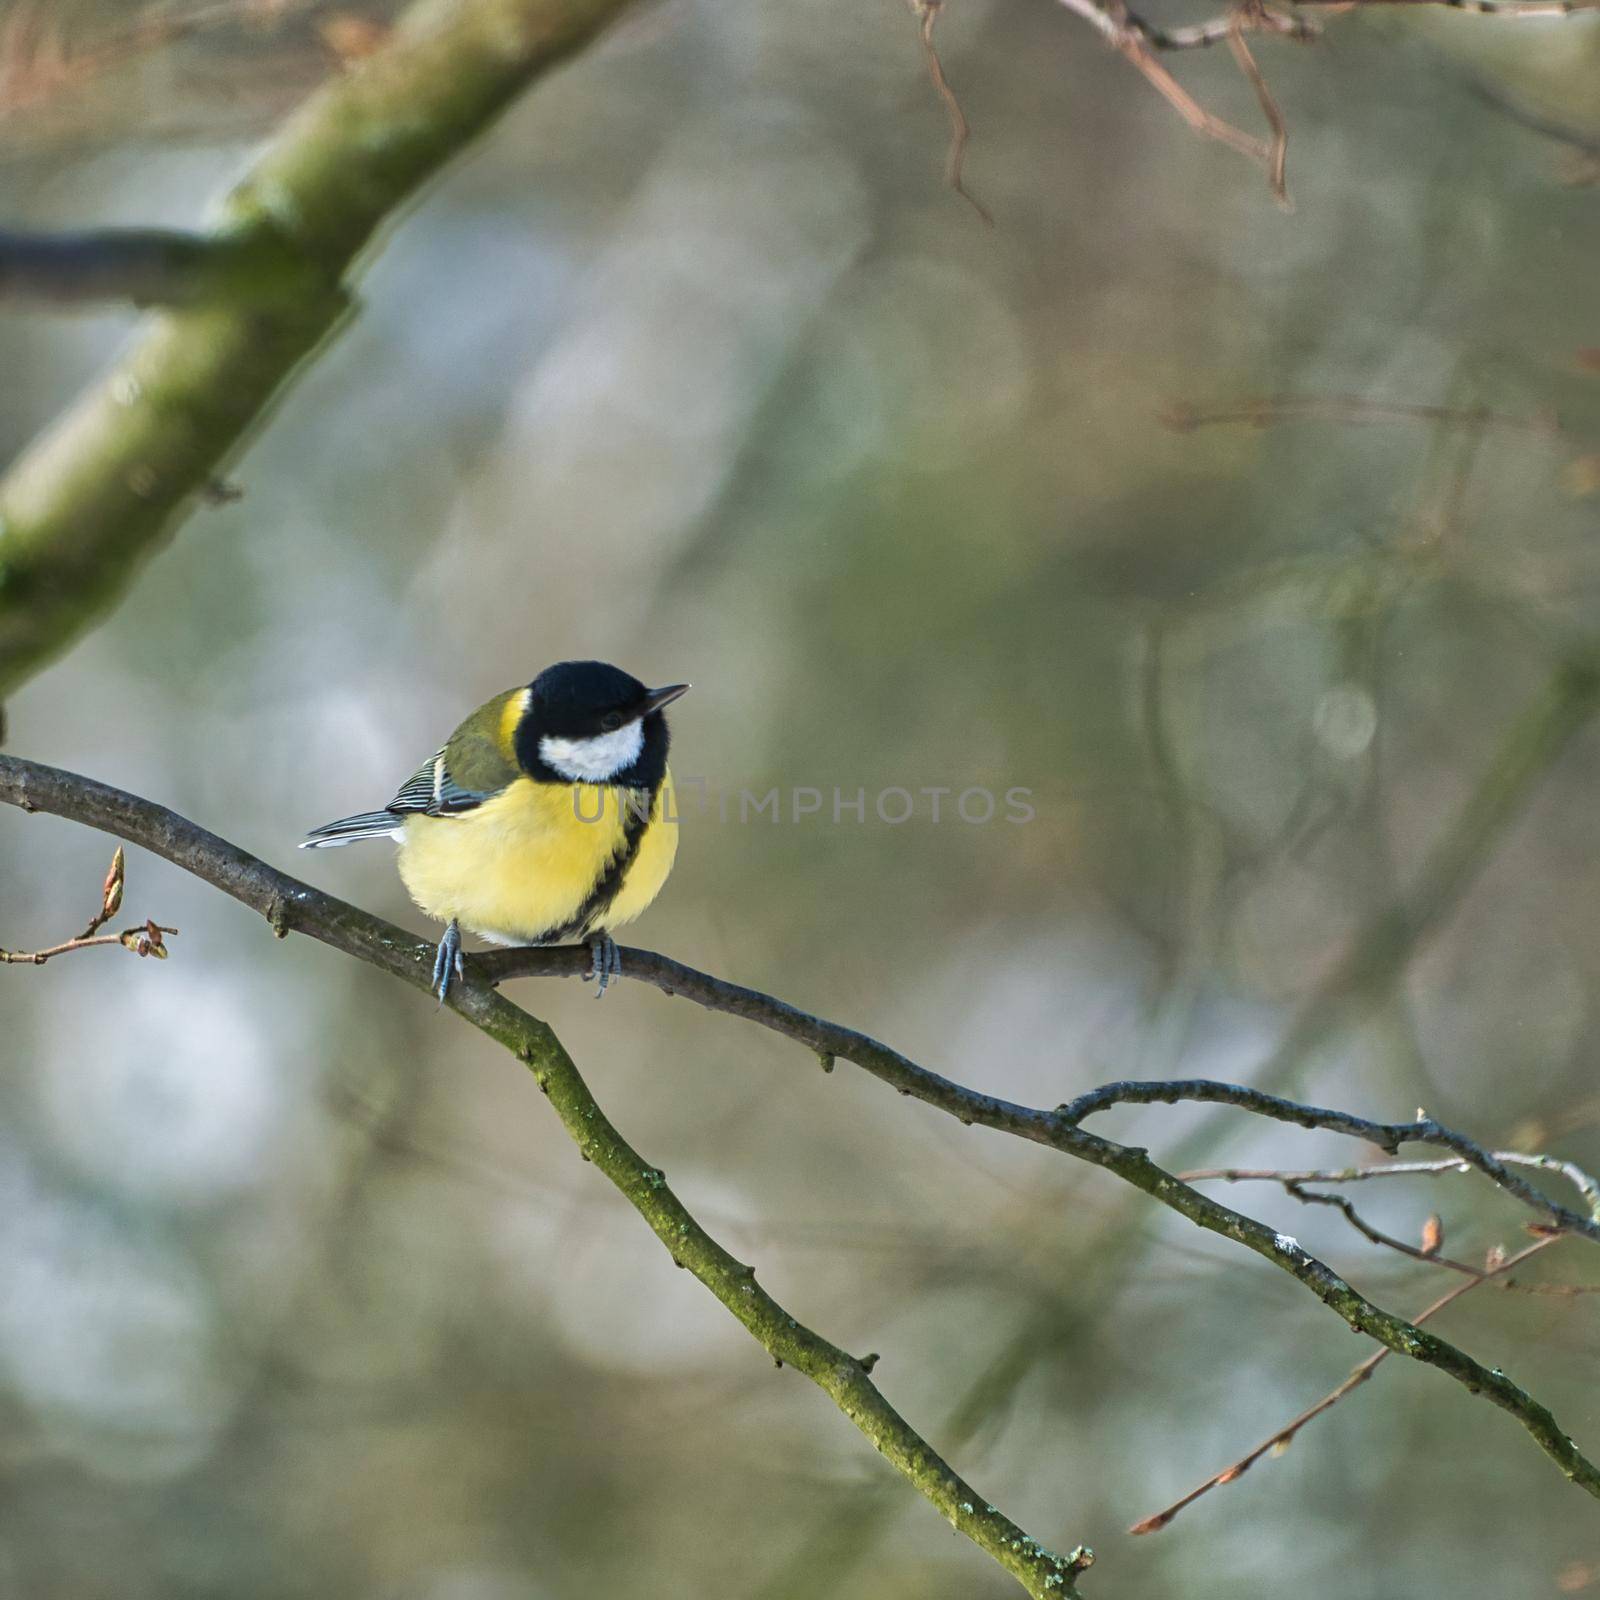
[{"x1": 600, "y1": 712, "x2": 623, "y2": 733}]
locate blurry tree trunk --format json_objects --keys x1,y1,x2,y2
[{"x1": 0, "y1": 0, "x2": 637, "y2": 705}]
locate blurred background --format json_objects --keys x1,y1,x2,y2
[{"x1": 2, "y1": 0, "x2": 1600, "y2": 1594}]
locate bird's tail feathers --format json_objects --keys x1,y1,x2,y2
[{"x1": 300, "y1": 811, "x2": 403, "y2": 849}]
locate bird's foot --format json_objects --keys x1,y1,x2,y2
[
  {"x1": 587, "y1": 932, "x2": 621, "y2": 998},
  {"x1": 431, "y1": 919, "x2": 464, "y2": 1006}
]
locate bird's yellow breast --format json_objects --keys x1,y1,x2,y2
[{"x1": 396, "y1": 771, "x2": 678, "y2": 945}]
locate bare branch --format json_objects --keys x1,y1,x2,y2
[
  {"x1": 1129, "y1": 1234, "x2": 1561, "y2": 1535},
  {"x1": 1298, "y1": 0, "x2": 1599, "y2": 13},
  {"x1": 0, "y1": 844, "x2": 177, "y2": 963},
  {"x1": 1045, "y1": 0, "x2": 1597, "y2": 203},
  {"x1": 904, "y1": 0, "x2": 992, "y2": 224},
  {"x1": 1185, "y1": 1163, "x2": 1600, "y2": 1287},
  {"x1": 1053, "y1": 0, "x2": 1275, "y2": 177},
  {"x1": 1226, "y1": 11, "x2": 1290, "y2": 208},
  {"x1": 1499, "y1": 1152, "x2": 1600, "y2": 1217},
  {"x1": 1182, "y1": 1159, "x2": 1480, "y2": 1182},
  {"x1": 0, "y1": 752, "x2": 1088, "y2": 1599},
  {"x1": 1058, "y1": 1078, "x2": 1600, "y2": 1238},
  {"x1": 0, "y1": 919, "x2": 176, "y2": 964},
  {"x1": 2, "y1": 751, "x2": 1597, "y2": 1512},
  {"x1": 1182, "y1": 1152, "x2": 1600, "y2": 1220},
  {"x1": 1280, "y1": 1179, "x2": 1486, "y2": 1277},
  {"x1": 1049, "y1": 0, "x2": 1318, "y2": 197}
]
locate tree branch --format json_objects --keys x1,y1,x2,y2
[
  {"x1": 2, "y1": 750, "x2": 1597, "y2": 1517},
  {"x1": 0, "y1": 841, "x2": 177, "y2": 962},
  {"x1": 0, "y1": 751, "x2": 1090, "y2": 1600},
  {"x1": 0, "y1": 227, "x2": 322, "y2": 308},
  {"x1": 0, "y1": 0, "x2": 639, "y2": 700},
  {"x1": 1047, "y1": 0, "x2": 1598, "y2": 201},
  {"x1": 1278, "y1": 1180, "x2": 1486, "y2": 1278},
  {"x1": 475, "y1": 942, "x2": 1600, "y2": 1242},
  {"x1": 1129, "y1": 1234, "x2": 1562, "y2": 1535},
  {"x1": 903, "y1": 0, "x2": 993, "y2": 224},
  {"x1": 1296, "y1": 0, "x2": 1599, "y2": 12},
  {"x1": 1181, "y1": 1154, "x2": 1600, "y2": 1219},
  {"x1": 1057, "y1": 1079, "x2": 1600, "y2": 1238},
  {"x1": 0, "y1": 918, "x2": 176, "y2": 963}
]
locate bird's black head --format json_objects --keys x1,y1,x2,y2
[{"x1": 514, "y1": 660, "x2": 689, "y2": 788}]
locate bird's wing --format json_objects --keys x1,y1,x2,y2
[
  {"x1": 385, "y1": 689, "x2": 524, "y2": 818},
  {"x1": 385, "y1": 750, "x2": 485, "y2": 815}
]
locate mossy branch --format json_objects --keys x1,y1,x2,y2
[
  {"x1": 0, "y1": 228, "x2": 324, "y2": 308},
  {"x1": 0, "y1": 752, "x2": 1090, "y2": 1600},
  {"x1": 0, "y1": 0, "x2": 638, "y2": 700},
  {"x1": 476, "y1": 954, "x2": 1600, "y2": 1497},
  {"x1": 3, "y1": 752, "x2": 1599, "y2": 1541}
]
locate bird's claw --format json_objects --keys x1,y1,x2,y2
[
  {"x1": 432, "y1": 919, "x2": 464, "y2": 1006},
  {"x1": 587, "y1": 932, "x2": 621, "y2": 998}
]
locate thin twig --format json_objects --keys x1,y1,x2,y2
[
  {"x1": 1161, "y1": 394, "x2": 1564, "y2": 435},
  {"x1": 1047, "y1": 0, "x2": 1306, "y2": 199},
  {"x1": 1187, "y1": 1164, "x2": 1600, "y2": 1289},
  {"x1": 1182, "y1": 1154, "x2": 1600, "y2": 1219},
  {"x1": 1297, "y1": 0, "x2": 1600, "y2": 12},
  {"x1": 1226, "y1": 9, "x2": 1291, "y2": 208},
  {"x1": 1038, "y1": 0, "x2": 1593, "y2": 201},
  {"x1": 0, "y1": 921, "x2": 176, "y2": 963},
  {"x1": 1115, "y1": 30, "x2": 1267, "y2": 164},
  {"x1": 1281, "y1": 1180, "x2": 1485, "y2": 1276},
  {"x1": 2, "y1": 753, "x2": 1598, "y2": 1510},
  {"x1": 1129, "y1": 1234, "x2": 1561, "y2": 1534},
  {"x1": 1058, "y1": 1078, "x2": 1600, "y2": 1238},
  {"x1": 0, "y1": 843, "x2": 177, "y2": 963},
  {"x1": 1182, "y1": 1160, "x2": 1479, "y2": 1182},
  {"x1": 1132, "y1": 5, "x2": 1320, "y2": 48},
  {"x1": 1050, "y1": 0, "x2": 1273, "y2": 175},
  {"x1": 904, "y1": 0, "x2": 992, "y2": 224}
]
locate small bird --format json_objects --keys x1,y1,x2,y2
[{"x1": 302, "y1": 661, "x2": 688, "y2": 1002}]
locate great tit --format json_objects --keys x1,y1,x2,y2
[{"x1": 302, "y1": 661, "x2": 689, "y2": 1001}]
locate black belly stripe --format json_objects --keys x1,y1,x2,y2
[{"x1": 544, "y1": 782, "x2": 656, "y2": 943}]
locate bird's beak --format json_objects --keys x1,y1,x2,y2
[{"x1": 639, "y1": 683, "x2": 691, "y2": 716}]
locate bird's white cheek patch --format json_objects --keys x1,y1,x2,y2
[{"x1": 539, "y1": 721, "x2": 645, "y2": 782}]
